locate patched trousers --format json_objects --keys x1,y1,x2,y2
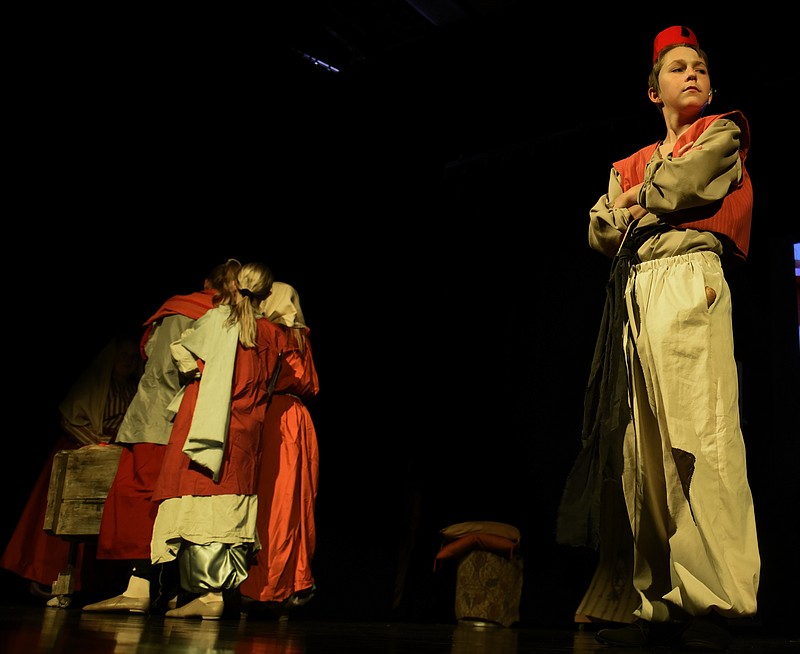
[{"x1": 622, "y1": 250, "x2": 760, "y2": 621}]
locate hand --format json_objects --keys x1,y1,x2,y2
[
  {"x1": 675, "y1": 140, "x2": 698, "y2": 158},
  {"x1": 612, "y1": 183, "x2": 643, "y2": 209},
  {"x1": 627, "y1": 204, "x2": 647, "y2": 220}
]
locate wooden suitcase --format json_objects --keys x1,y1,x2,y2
[{"x1": 44, "y1": 444, "x2": 122, "y2": 537}]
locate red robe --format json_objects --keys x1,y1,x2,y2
[
  {"x1": 152, "y1": 317, "x2": 286, "y2": 500},
  {"x1": 0, "y1": 338, "x2": 140, "y2": 590},
  {"x1": 0, "y1": 435, "x2": 93, "y2": 589},
  {"x1": 97, "y1": 290, "x2": 218, "y2": 560}
]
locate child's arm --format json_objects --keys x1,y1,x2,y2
[
  {"x1": 589, "y1": 169, "x2": 644, "y2": 257},
  {"x1": 638, "y1": 118, "x2": 743, "y2": 215}
]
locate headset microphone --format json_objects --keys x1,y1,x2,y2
[{"x1": 700, "y1": 89, "x2": 716, "y2": 116}]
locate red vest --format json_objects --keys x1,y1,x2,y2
[{"x1": 613, "y1": 111, "x2": 752, "y2": 262}]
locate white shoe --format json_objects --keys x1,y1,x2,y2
[
  {"x1": 46, "y1": 595, "x2": 72, "y2": 609},
  {"x1": 165, "y1": 597, "x2": 224, "y2": 620},
  {"x1": 82, "y1": 594, "x2": 149, "y2": 613}
]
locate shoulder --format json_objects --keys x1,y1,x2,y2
[
  {"x1": 697, "y1": 111, "x2": 749, "y2": 142},
  {"x1": 613, "y1": 142, "x2": 660, "y2": 171},
  {"x1": 690, "y1": 112, "x2": 750, "y2": 156},
  {"x1": 255, "y1": 319, "x2": 289, "y2": 356},
  {"x1": 202, "y1": 305, "x2": 230, "y2": 322},
  {"x1": 258, "y1": 316, "x2": 287, "y2": 338}
]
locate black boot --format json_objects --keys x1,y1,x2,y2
[
  {"x1": 596, "y1": 619, "x2": 683, "y2": 647},
  {"x1": 679, "y1": 613, "x2": 732, "y2": 651},
  {"x1": 150, "y1": 562, "x2": 182, "y2": 615}
]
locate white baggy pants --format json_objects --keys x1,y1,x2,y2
[{"x1": 622, "y1": 250, "x2": 760, "y2": 621}]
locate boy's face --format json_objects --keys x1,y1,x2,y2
[{"x1": 655, "y1": 46, "x2": 711, "y2": 115}]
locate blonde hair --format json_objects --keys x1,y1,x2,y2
[{"x1": 226, "y1": 262, "x2": 274, "y2": 348}]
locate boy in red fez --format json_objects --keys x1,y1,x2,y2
[{"x1": 556, "y1": 25, "x2": 759, "y2": 651}]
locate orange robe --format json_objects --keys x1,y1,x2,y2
[{"x1": 239, "y1": 326, "x2": 320, "y2": 603}]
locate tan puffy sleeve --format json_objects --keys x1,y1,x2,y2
[
  {"x1": 638, "y1": 118, "x2": 743, "y2": 215},
  {"x1": 588, "y1": 168, "x2": 637, "y2": 258}
]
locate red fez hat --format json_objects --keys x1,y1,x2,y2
[{"x1": 652, "y1": 25, "x2": 699, "y2": 62}]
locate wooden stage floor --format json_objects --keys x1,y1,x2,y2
[{"x1": 1, "y1": 602, "x2": 797, "y2": 654}]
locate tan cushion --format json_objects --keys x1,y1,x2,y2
[{"x1": 440, "y1": 521, "x2": 520, "y2": 544}]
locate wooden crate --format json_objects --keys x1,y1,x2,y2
[{"x1": 44, "y1": 445, "x2": 122, "y2": 537}]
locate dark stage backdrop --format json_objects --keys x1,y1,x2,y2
[{"x1": 6, "y1": 6, "x2": 798, "y2": 630}]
